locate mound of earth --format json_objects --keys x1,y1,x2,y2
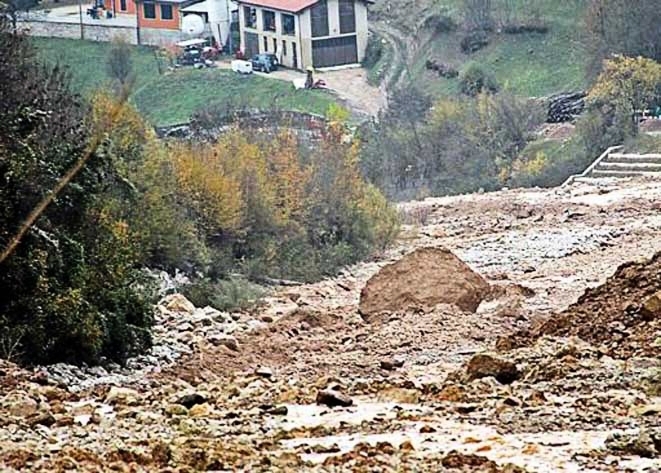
[
  {"x1": 359, "y1": 247, "x2": 490, "y2": 321},
  {"x1": 499, "y1": 252, "x2": 661, "y2": 358}
]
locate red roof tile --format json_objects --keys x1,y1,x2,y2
[{"x1": 238, "y1": 0, "x2": 319, "y2": 13}]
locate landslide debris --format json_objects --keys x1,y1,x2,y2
[
  {"x1": 359, "y1": 247, "x2": 490, "y2": 320},
  {"x1": 499, "y1": 252, "x2": 661, "y2": 358}
]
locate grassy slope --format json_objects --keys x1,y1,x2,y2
[
  {"x1": 389, "y1": 0, "x2": 589, "y2": 99},
  {"x1": 33, "y1": 38, "x2": 336, "y2": 126}
]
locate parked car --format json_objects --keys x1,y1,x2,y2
[{"x1": 251, "y1": 53, "x2": 279, "y2": 73}]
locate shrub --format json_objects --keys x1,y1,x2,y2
[
  {"x1": 422, "y1": 12, "x2": 457, "y2": 34},
  {"x1": 362, "y1": 33, "x2": 384, "y2": 70},
  {"x1": 461, "y1": 31, "x2": 490, "y2": 54},
  {"x1": 181, "y1": 276, "x2": 266, "y2": 311},
  {"x1": 459, "y1": 63, "x2": 499, "y2": 96},
  {"x1": 501, "y1": 22, "x2": 549, "y2": 35}
]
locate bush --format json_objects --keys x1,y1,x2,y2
[
  {"x1": 181, "y1": 276, "x2": 265, "y2": 311},
  {"x1": 459, "y1": 63, "x2": 499, "y2": 96},
  {"x1": 501, "y1": 22, "x2": 549, "y2": 35},
  {"x1": 422, "y1": 12, "x2": 457, "y2": 34},
  {"x1": 363, "y1": 33, "x2": 384, "y2": 70},
  {"x1": 461, "y1": 31, "x2": 490, "y2": 54}
]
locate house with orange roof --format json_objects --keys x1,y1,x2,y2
[{"x1": 236, "y1": 0, "x2": 371, "y2": 69}]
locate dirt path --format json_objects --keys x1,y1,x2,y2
[{"x1": 3, "y1": 177, "x2": 661, "y2": 471}]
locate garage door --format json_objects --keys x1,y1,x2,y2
[
  {"x1": 245, "y1": 32, "x2": 259, "y2": 57},
  {"x1": 312, "y1": 35, "x2": 357, "y2": 68}
]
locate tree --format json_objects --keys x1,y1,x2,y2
[
  {"x1": 578, "y1": 55, "x2": 661, "y2": 153},
  {"x1": 107, "y1": 39, "x2": 134, "y2": 90},
  {"x1": 586, "y1": 0, "x2": 661, "y2": 75}
]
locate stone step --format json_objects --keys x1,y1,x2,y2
[
  {"x1": 602, "y1": 154, "x2": 661, "y2": 164},
  {"x1": 572, "y1": 176, "x2": 619, "y2": 184},
  {"x1": 590, "y1": 169, "x2": 661, "y2": 178},
  {"x1": 596, "y1": 162, "x2": 661, "y2": 172}
]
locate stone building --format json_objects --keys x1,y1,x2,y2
[{"x1": 236, "y1": 0, "x2": 370, "y2": 69}]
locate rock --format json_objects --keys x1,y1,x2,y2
[
  {"x1": 165, "y1": 404, "x2": 189, "y2": 416},
  {"x1": 630, "y1": 403, "x2": 661, "y2": 417},
  {"x1": 267, "y1": 405, "x2": 288, "y2": 416},
  {"x1": 380, "y1": 359, "x2": 404, "y2": 371},
  {"x1": 441, "y1": 451, "x2": 527, "y2": 472},
  {"x1": 164, "y1": 293, "x2": 196, "y2": 314},
  {"x1": 605, "y1": 429, "x2": 661, "y2": 458},
  {"x1": 189, "y1": 403, "x2": 211, "y2": 417},
  {"x1": 316, "y1": 389, "x2": 353, "y2": 408},
  {"x1": 465, "y1": 354, "x2": 520, "y2": 385},
  {"x1": 4, "y1": 392, "x2": 39, "y2": 418},
  {"x1": 255, "y1": 367, "x2": 274, "y2": 378},
  {"x1": 359, "y1": 247, "x2": 490, "y2": 320},
  {"x1": 377, "y1": 387, "x2": 420, "y2": 404},
  {"x1": 105, "y1": 387, "x2": 140, "y2": 406},
  {"x1": 437, "y1": 384, "x2": 466, "y2": 403},
  {"x1": 641, "y1": 291, "x2": 661, "y2": 320},
  {"x1": 419, "y1": 424, "x2": 436, "y2": 433},
  {"x1": 208, "y1": 334, "x2": 239, "y2": 351},
  {"x1": 27, "y1": 411, "x2": 56, "y2": 428},
  {"x1": 502, "y1": 396, "x2": 522, "y2": 407},
  {"x1": 176, "y1": 393, "x2": 207, "y2": 409}
]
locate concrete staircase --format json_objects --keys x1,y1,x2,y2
[{"x1": 564, "y1": 146, "x2": 661, "y2": 185}]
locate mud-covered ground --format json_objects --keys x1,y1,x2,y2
[{"x1": 2, "y1": 177, "x2": 661, "y2": 472}]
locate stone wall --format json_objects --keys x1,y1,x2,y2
[
  {"x1": 19, "y1": 20, "x2": 184, "y2": 46},
  {"x1": 155, "y1": 110, "x2": 328, "y2": 147},
  {"x1": 19, "y1": 19, "x2": 138, "y2": 43}
]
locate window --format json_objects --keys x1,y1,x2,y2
[
  {"x1": 262, "y1": 9, "x2": 275, "y2": 31},
  {"x1": 282, "y1": 13, "x2": 295, "y2": 35},
  {"x1": 263, "y1": 35, "x2": 268, "y2": 51},
  {"x1": 310, "y1": 0, "x2": 328, "y2": 37},
  {"x1": 243, "y1": 6, "x2": 256, "y2": 28},
  {"x1": 143, "y1": 2, "x2": 156, "y2": 19},
  {"x1": 160, "y1": 3, "x2": 173, "y2": 20},
  {"x1": 273, "y1": 38, "x2": 277, "y2": 52},
  {"x1": 282, "y1": 39, "x2": 287, "y2": 56},
  {"x1": 119, "y1": 0, "x2": 126, "y2": 11},
  {"x1": 339, "y1": 0, "x2": 355, "y2": 34}
]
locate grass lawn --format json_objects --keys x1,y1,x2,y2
[
  {"x1": 403, "y1": 0, "x2": 590, "y2": 99},
  {"x1": 32, "y1": 37, "x2": 337, "y2": 126}
]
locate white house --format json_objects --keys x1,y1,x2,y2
[{"x1": 235, "y1": 0, "x2": 370, "y2": 70}]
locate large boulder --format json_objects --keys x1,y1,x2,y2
[
  {"x1": 465, "y1": 354, "x2": 520, "y2": 385},
  {"x1": 359, "y1": 247, "x2": 490, "y2": 320}
]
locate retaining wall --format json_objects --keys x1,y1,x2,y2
[{"x1": 18, "y1": 19, "x2": 183, "y2": 46}]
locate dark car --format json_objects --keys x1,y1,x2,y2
[{"x1": 251, "y1": 53, "x2": 279, "y2": 73}]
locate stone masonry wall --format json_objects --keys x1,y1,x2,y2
[{"x1": 19, "y1": 20, "x2": 184, "y2": 46}]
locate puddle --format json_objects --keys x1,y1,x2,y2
[
  {"x1": 280, "y1": 416, "x2": 660, "y2": 472},
  {"x1": 263, "y1": 399, "x2": 431, "y2": 432}
]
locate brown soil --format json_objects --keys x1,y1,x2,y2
[{"x1": 499, "y1": 252, "x2": 661, "y2": 358}]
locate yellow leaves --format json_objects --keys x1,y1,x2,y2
[
  {"x1": 588, "y1": 55, "x2": 661, "y2": 110},
  {"x1": 170, "y1": 142, "x2": 243, "y2": 234},
  {"x1": 429, "y1": 98, "x2": 462, "y2": 127},
  {"x1": 356, "y1": 184, "x2": 399, "y2": 249}
]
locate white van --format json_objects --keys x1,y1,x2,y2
[{"x1": 231, "y1": 60, "x2": 253, "y2": 74}]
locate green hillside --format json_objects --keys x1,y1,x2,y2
[
  {"x1": 371, "y1": 0, "x2": 589, "y2": 98},
  {"x1": 32, "y1": 38, "x2": 336, "y2": 126}
]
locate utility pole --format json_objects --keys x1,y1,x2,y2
[
  {"x1": 78, "y1": 0, "x2": 84, "y2": 39},
  {"x1": 226, "y1": 0, "x2": 232, "y2": 54},
  {"x1": 135, "y1": 1, "x2": 141, "y2": 45}
]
